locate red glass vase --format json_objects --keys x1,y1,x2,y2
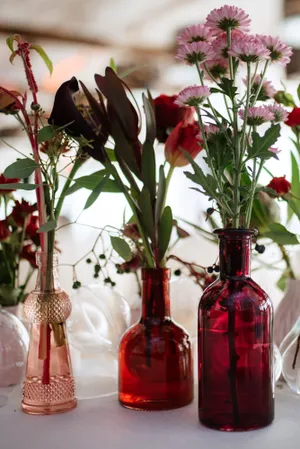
[
  {"x1": 198, "y1": 229, "x2": 274, "y2": 431},
  {"x1": 119, "y1": 268, "x2": 194, "y2": 410}
]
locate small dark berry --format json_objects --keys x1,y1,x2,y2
[
  {"x1": 206, "y1": 207, "x2": 214, "y2": 215},
  {"x1": 255, "y1": 244, "x2": 266, "y2": 254},
  {"x1": 94, "y1": 273, "x2": 99, "y2": 279},
  {"x1": 72, "y1": 281, "x2": 81, "y2": 289},
  {"x1": 86, "y1": 258, "x2": 92, "y2": 264},
  {"x1": 174, "y1": 269, "x2": 181, "y2": 276},
  {"x1": 99, "y1": 254, "x2": 106, "y2": 260},
  {"x1": 111, "y1": 282, "x2": 116, "y2": 287},
  {"x1": 31, "y1": 102, "x2": 40, "y2": 111},
  {"x1": 214, "y1": 265, "x2": 220, "y2": 273},
  {"x1": 94, "y1": 264, "x2": 101, "y2": 273},
  {"x1": 207, "y1": 266, "x2": 214, "y2": 274},
  {"x1": 104, "y1": 277, "x2": 111, "y2": 283}
]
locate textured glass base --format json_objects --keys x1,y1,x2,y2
[{"x1": 22, "y1": 397, "x2": 77, "y2": 415}]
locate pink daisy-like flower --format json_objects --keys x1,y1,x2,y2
[
  {"x1": 175, "y1": 86, "x2": 211, "y2": 107},
  {"x1": 176, "y1": 41, "x2": 214, "y2": 65},
  {"x1": 228, "y1": 35, "x2": 271, "y2": 62},
  {"x1": 256, "y1": 35, "x2": 293, "y2": 66},
  {"x1": 268, "y1": 104, "x2": 289, "y2": 123},
  {"x1": 205, "y1": 5, "x2": 251, "y2": 35},
  {"x1": 243, "y1": 74, "x2": 276, "y2": 98},
  {"x1": 197, "y1": 124, "x2": 221, "y2": 141},
  {"x1": 239, "y1": 106, "x2": 275, "y2": 126},
  {"x1": 202, "y1": 58, "x2": 229, "y2": 80},
  {"x1": 210, "y1": 30, "x2": 244, "y2": 59},
  {"x1": 177, "y1": 24, "x2": 215, "y2": 45}
]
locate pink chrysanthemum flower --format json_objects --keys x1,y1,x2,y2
[
  {"x1": 176, "y1": 41, "x2": 214, "y2": 65},
  {"x1": 256, "y1": 35, "x2": 293, "y2": 66},
  {"x1": 210, "y1": 30, "x2": 244, "y2": 59},
  {"x1": 175, "y1": 86, "x2": 211, "y2": 107},
  {"x1": 202, "y1": 58, "x2": 229, "y2": 80},
  {"x1": 269, "y1": 147, "x2": 280, "y2": 154},
  {"x1": 239, "y1": 106, "x2": 275, "y2": 126},
  {"x1": 197, "y1": 124, "x2": 221, "y2": 141},
  {"x1": 177, "y1": 24, "x2": 215, "y2": 45},
  {"x1": 228, "y1": 35, "x2": 271, "y2": 62},
  {"x1": 243, "y1": 74, "x2": 276, "y2": 98},
  {"x1": 205, "y1": 5, "x2": 251, "y2": 35},
  {"x1": 268, "y1": 104, "x2": 289, "y2": 123}
]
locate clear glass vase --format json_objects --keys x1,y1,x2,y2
[
  {"x1": 198, "y1": 229, "x2": 274, "y2": 431},
  {"x1": 281, "y1": 317, "x2": 300, "y2": 394},
  {"x1": 21, "y1": 252, "x2": 77, "y2": 415}
]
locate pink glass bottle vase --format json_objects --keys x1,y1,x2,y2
[{"x1": 22, "y1": 252, "x2": 77, "y2": 415}]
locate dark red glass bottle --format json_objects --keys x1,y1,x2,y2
[
  {"x1": 119, "y1": 268, "x2": 194, "y2": 410},
  {"x1": 198, "y1": 229, "x2": 274, "y2": 431}
]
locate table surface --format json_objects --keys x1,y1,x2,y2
[{"x1": 0, "y1": 386, "x2": 299, "y2": 449}]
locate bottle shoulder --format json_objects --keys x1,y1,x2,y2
[{"x1": 120, "y1": 319, "x2": 191, "y2": 345}]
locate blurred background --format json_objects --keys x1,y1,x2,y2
[{"x1": 0, "y1": 0, "x2": 300, "y2": 308}]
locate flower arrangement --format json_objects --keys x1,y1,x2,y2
[
  {"x1": 0, "y1": 177, "x2": 39, "y2": 305},
  {"x1": 174, "y1": 5, "x2": 292, "y2": 229},
  {"x1": 48, "y1": 68, "x2": 200, "y2": 270}
]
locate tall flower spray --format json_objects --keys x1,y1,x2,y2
[{"x1": 176, "y1": 5, "x2": 292, "y2": 228}]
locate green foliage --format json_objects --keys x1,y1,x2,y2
[
  {"x1": 31, "y1": 45, "x2": 53, "y2": 75},
  {"x1": 158, "y1": 206, "x2": 173, "y2": 261},
  {"x1": 184, "y1": 151, "x2": 218, "y2": 198},
  {"x1": 155, "y1": 165, "x2": 166, "y2": 224},
  {"x1": 37, "y1": 219, "x2": 57, "y2": 233},
  {"x1": 218, "y1": 78, "x2": 238, "y2": 101},
  {"x1": 277, "y1": 273, "x2": 287, "y2": 292},
  {"x1": 263, "y1": 223, "x2": 299, "y2": 245},
  {"x1": 142, "y1": 141, "x2": 156, "y2": 200},
  {"x1": 6, "y1": 36, "x2": 14, "y2": 52},
  {"x1": 110, "y1": 236, "x2": 132, "y2": 262},
  {"x1": 4, "y1": 158, "x2": 38, "y2": 178},
  {"x1": 0, "y1": 183, "x2": 38, "y2": 190},
  {"x1": 138, "y1": 188, "x2": 154, "y2": 239},
  {"x1": 84, "y1": 175, "x2": 109, "y2": 210},
  {"x1": 247, "y1": 125, "x2": 281, "y2": 160},
  {"x1": 142, "y1": 93, "x2": 156, "y2": 145},
  {"x1": 37, "y1": 126, "x2": 56, "y2": 143}
]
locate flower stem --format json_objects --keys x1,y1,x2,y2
[
  {"x1": 55, "y1": 157, "x2": 84, "y2": 220},
  {"x1": 279, "y1": 244, "x2": 296, "y2": 280}
]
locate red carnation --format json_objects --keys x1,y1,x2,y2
[
  {"x1": 154, "y1": 94, "x2": 194, "y2": 143},
  {"x1": 0, "y1": 174, "x2": 20, "y2": 194},
  {"x1": 25, "y1": 215, "x2": 39, "y2": 238},
  {"x1": 11, "y1": 200, "x2": 37, "y2": 226},
  {"x1": 267, "y1": 176, "x2": 291, "y2": 196},
  {"x1": 0, "y1": 220, "x2": 11, "y2": 241},
  {"x1": 21, "y1": 244, "x2": 37, "y2": 268},
  {"x1": 286, "y1": 107, "x2": 300, "y2": 127},
  {"x1": 165, "y1": 121, "x2": 202, "y2": 167}
]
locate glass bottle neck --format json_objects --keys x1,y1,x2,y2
[
  {"x1": 141, "y1": 269, "x2": 170, "y2": 321},
  {"x1": 217, "y1": 230, "x2": 252, "y2": 279},
  {"x1": 35, "y1": 252, "x2": 60, "y2": 292}
]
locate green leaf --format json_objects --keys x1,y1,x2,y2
[
  {"x1": 37, "y1": 126, "x2": 55, "y2": 143},
  {"x1": 0, "y1": 183, "x2": 38, "y2": 191},
  {"x1": 37, "y1": 219, "x2": 57, "y2": 233},
  {"x1": 142, "y1": 141, "x2": 156, "y2": 199},
  {"x1": 288, "y1": 198, "x2": 300, "y2": 221},
  {"x1": 4, "y1": 158, "x2": 38, "y2": 178},
  {"x1": 74, "y1": 170, "x2": 108, "y2": 189},
  {"x1": 84, "y1": 175, "x2": 109, "y2": 210},
  {"x1": 138, "y1": 187, "x2": 154, "y2": 239},
  {"x1": 274, "y1": 90, "x2": 295, "y2": 107},
  {"x1": 277, "y1": 273, "x2": 287, "y2": 292},
  {"x1": 218, "y1": 77, "x2": 238, "y2": 100},
  {"x1": 155, "y1": 165, "x2": 166, "y2": 224},
  {"x1": 158, "y1": 206, "x2": 173, "y2": 261},
  {"x1": 110, "y1": 236, "x2": 132, "y2": 262},
  {"x1": 297, "y1": 84, "x2": 300, "y2": 103},
  {"x1": 248, "y1": 125, "x2": 281, "y2": 160},
  {"x1": 105, "y1": 147, "x2": 117, "y2": 162},
  {"x1": 142, "y1": 93, "x2": 156, "y2": 145},
  {"x1": 291, "y1": 152, "x2": 300, "y2": 197},
  {"x1": 184, "y1": 151, "x2": 218, "y2": 198},
  {"x1": 65, "y1": 183, "x2": 82, "y2": 196},
  {"x1": 31, "y1": 45, "x2": 53, "y2": 75},
  {"x1": 6, "y1": 37, "x2": 14, "y2": 53},
  {"x1": 263, "y1": 223, "x2": 299, "y2": 245},
  {"x1": 109, "y1": 57, "x2": 117, "y2": 74}
]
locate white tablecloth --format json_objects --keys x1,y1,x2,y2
[{"x1": 0, "y1": 386, "x2": 299, "y2": 449}]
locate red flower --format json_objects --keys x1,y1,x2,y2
[
  {"x1": 0, "y1": 174, "x2": 20, "y2": 194},
  {"x1": 0, "y1": 220, "x2": 11, "y2": 241},
  {"x1": 11, "y1": 200, "x2": 36, "y2": 226},
  {"x1": 165, "y1": 121, "x2": 202, "y2": 167},
  {"x1": 117, "y1": 254, "x2": 143, "y2": 273},
  {"x1": 25, "y1": 215, "x2": 39, "y2": 238},
  {"x1": 286, "y1": 108, "x2": 300, "y2": 127},
  {"x1": 122, "y1": 223, "x2": 141, "y2": 241},
  {"x1": 21, "y1": 244, "x2": 37, "y2": 268},
  {"x1": 154, "y1": 94, "x2": 194, "y2": 143},
  {"x1": 267, "y1": 176, "x2": 291, "y2": 196}
]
